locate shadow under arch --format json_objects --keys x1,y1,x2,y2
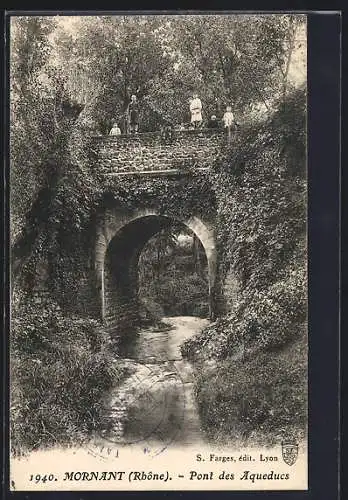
[{"x1": 95, "y1": 210, "x2": 217, "y2": 336}]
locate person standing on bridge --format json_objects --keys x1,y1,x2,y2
[
  {"x1": 189, "y1": 94, "x2": 203, "y2": 129},
  {"x1": 223, "y1": 105, "x2": 235, "y2": 142},
  {"x1": 127, "y1": 94, "x2": 140, "y2": 134},
  {"x1": 207, "y1": 115, "x2": 219, "y2": 129}
]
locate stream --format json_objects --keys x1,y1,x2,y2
[{"x1": 98, "y1": 316, "x2": 209, "y2": 451}]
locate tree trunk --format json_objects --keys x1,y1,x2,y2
[{"x1": 282, "y1": 19, "x2": 297, "y2": 98}]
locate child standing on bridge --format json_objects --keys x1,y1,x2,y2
[
  {"x1": 223, "y1": 105, "x2": 235, "y2": 141},
  {"x1": 109, "y1": 122, "x2": 121, "y2": 136}
]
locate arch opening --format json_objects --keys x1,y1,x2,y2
[{"x1": 101, "y1": 214, "x2": 216, "y2": 347}]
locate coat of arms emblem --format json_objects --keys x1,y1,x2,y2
[{"x1": 281, "y1": 441, "x2": 299, "y2": 466}]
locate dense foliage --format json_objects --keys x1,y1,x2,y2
[
  {"x1": 11, "y1": 292, "x2": 128, "y2": 454},
  {"x1": 182, "y1": 87, "x2": 307, "y2": 443},
  {"x1": 53, "y1": 15, "x2": 305, "y2": 132},
  {"x1": 195, "y1": 334, "x2": 307, "y2": 445},
  {"x1": 138, "y1": 229, "x2": 209, "y2": 319},
  {"x1": 10, "y1": 18, "x2": 117, "y2": 453}
]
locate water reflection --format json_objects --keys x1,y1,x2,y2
[{"x1": 104, "y1": 317, "x2": 209, "y2": 447}]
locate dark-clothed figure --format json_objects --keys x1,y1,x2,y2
[
  {"x1": 127, "y1": 95, "x2": 139, "y2": 134},
  {"x1": 161, "y1": 122, "x2": 174, "y2": 141},
  {"x1": 207, "y1": 115, "x2": 219, "y2": 129}
]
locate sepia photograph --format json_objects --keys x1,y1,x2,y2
[{"x1": 9, "y1": 12, "x2": 309, "y2": 491}]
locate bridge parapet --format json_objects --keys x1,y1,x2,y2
[{"x1": 90, "y1": 129, "x2": 224, "y2": 175}]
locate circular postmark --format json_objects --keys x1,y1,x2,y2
[{"x1": 89, "y1": 361, "x2": 187, "y2": 458}]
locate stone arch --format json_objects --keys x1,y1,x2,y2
[{"x1": 95, "y1": 208, "x2": 217, "y2": 335}]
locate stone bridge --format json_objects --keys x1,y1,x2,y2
[
  {"x1": 80, "y1": 129, "x2": 234, "y2": 343},
  {"x1": 90, "y1": 128, "x2": 223, "y2": 176}
]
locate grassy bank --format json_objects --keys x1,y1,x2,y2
[{"x1": 10, "y1": 292, "x2": 127, "y2": 455}]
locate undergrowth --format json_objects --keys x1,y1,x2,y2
[{"x1": 10, "y1": 292, "x2": 128, "y2": 455}]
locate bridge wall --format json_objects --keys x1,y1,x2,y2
[{"x1": 90, "y1": 130, "x2": 224, "y2": 174}]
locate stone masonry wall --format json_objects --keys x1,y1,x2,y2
[
  {"x1": 90, "y1": 129, "x2": 224, "y2": 174},
  {"x1": 103, "y1": 256, "x2": 139, "y2": 349}
]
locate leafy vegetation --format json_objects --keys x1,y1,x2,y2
[
  {"x1": 182, "y1": 87, "x2": 307, "y2": 444},
  {"x1": 10, "y1": 15, "x2": 306, "y2": 451},
  {"x1": 10, "y1": 18, "x2": 115, "y2": 453},
  {"x1": 53, "y1": 15, "x2": 305, "y2": 132},
  {"x1": 194, "y1": 334, "x2": 307, "y2": 446},
  {"x1": 10, "y1": 290, "x2": 129, "y2": 455},
  {"x1": 138, "y1": 227, "x2": 209, "y2": 319}
]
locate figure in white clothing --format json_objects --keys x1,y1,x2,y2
[
  {"x1": 109, "y1": 122, "x2": 121, "y2": 136},
  {"x1": 189, "y1": 94, "x2": 202, "y2": 128},
  {"x1": 223, "y1": 106, "x2": 235, "y2": 129},
  {"x1": 223, "y1": 106, "x2": 235, "y2": 141}
]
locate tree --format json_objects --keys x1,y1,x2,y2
[
  {"x1": 10, "y1": 17, "x2": 84, "y2": 278},
  {"x1": 53, "y1": 16, "x2": 173, "y2": 133},
  {"x1": 53, "y1": 14, "x2": 305, "y2": 131},
  {"x1": 170, "y1": 15, "x2": 296, "y2": 115},
  {"x1": 10, "y1": 16, "x2": 57, "y2": 242},
  {"x1": 276, "y1": 15, "x2": 306, "y2": 97},
  {"x1": 139, "y1": 228, "x2": 178, "y2": 281}
]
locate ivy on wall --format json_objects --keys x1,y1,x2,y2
[{"x1": 183, "y1": 87, "x2": 306, "y2": 359}]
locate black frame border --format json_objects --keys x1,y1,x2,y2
[{"x1": 1, "y1": 9, "x2": 341, "y2": 500}]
